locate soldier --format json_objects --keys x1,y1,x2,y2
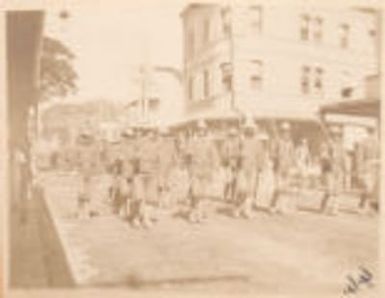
[
  {"x1": 233, "y1": 118, "x2": 265, "y2": 218},
  {"x1": 256, "y1": 132, "x2": 275, "y2": 205},
  {"x1": 107, "y1": 139, "x2": 123, "y2": 205},
  {"x1": 131, "y1": 126, "x2": 160, "y2": 228},
  {"x1": 111, "y1": 128, "x2": 136, "y2": 219},
  {"x1": 356, "y1": 126, "x2": 379, "y2": 214},
  {"x1": 319, "y1": 125, "x2": 345, "y2": 216},
  {"x1": 157, "y1": 126, "x2": 178, "y2": 209},
  {"x1": 295, "y1": 138, "x2": 311, "y2": 190},
  {"x1": 221, "y1": 127, "x2": 241, "y2": 203},
  {"x1": 269, "y1": 122, "x2": 295, "y2": 214},
  {"x1": 187, "y1": 120, "x2": 218, "y2": 223},
  {"x1": 76, "y1": 132, "x2": 97, "y2": 219}
]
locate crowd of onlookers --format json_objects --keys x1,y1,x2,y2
[{"x1": 39, "y1": 119, "x2": 380, "y2": 228}]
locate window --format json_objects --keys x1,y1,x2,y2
[
  {"x1": 220, "y1": 62, "x2": 233, "y2": 92},
  {"x1": 203, "y1": 18, "x2": 210, "y2": 44},
  {"x1": 203, "y1": 70, "x2": 210, "y2": 98},
  {"x1": 313, "y1": 17, "x2": 323, "y2": 42},
  {"x1": 250, "y1": 76, "x2": 262, "y2": 90},
  {"x1": 314, "y1": 67, "x2": 324, "y2": 94},
  {"x1": 301, "y1": 66, "x2": 310, "y2": 94},
  {"x1": 250, "y1": 60, "x2": 263, "y2": 90},
  {"x1": 221, "y1": 7, "x2": 232, "y2": 36},
  {"x1": 369, "y1": 28, "x2": 377, "y2": 38},
  {"x1": 369, "y1": 28, "x2": 377, "y2": 49},
  {"x1": 300, "y1": 14, "x2": 310, "y2": 41},
  {"x1": 250, "y1": 5, "x2": 263, "y2": 34},
  {"x1": 341, "y1": 87, "x2": 353, "y2": 98},
  {"x1": 339, "y1": 23, "x2": 350, "y2": 48}
]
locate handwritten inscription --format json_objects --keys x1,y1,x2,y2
[{"x1": 342, "y1": 266, "x2": 374, "y2": 296}]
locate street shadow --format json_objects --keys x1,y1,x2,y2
[
  {"x1": 216, "y1": 206, "x2": 235, "y2": 218},
  {"x1": 297, "y1": 206, "x2": 323, "y2": 215},
  {"x1": 252, "y1": 205, "x2": 272, "y2": 214},
  {"x1": 172, "y1": 209, "x2": 190, "y2": 221},
  {"x1": 123, "y1": 273, "x2": 252, "y2": 289}
]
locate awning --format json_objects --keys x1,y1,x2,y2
[{"x1": 319, "y1": 99, "x2": 380, "y2": 118}]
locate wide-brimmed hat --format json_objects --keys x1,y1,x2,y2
[
  {"x1": 159, "y1": 126, "x2": 171, "y2": 135},
  {"x1": 78, "y1": 133, "x2": 94, "y2": 145},
  {"x1": 281, "y1": 121, "x2": 291, "y2": 131},
  {"x1": 330, "y1": 125, "x2": 342, "y2": 135},
  {"x1": 228, "y1": 127, "x2": 238, "y2": 136},
  {"x1": 196, "y1": 119, "x2": 207, "y2": 130},
  {"x1": 258, "y1": 132, "x2": 269, "y2": 140},
  {"x1": 366, "y1": 126, "x2": 375, "y2": 133},
  {"x1": 121, "y1": 128, "x2": 134, "y2": 138},
  {"x1": 243, "y1": 116, "x2": 256, "y2": 130}
]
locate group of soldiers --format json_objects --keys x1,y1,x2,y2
[{"x1": 72, "y1": 118, "x2": 379, "y2": 228}]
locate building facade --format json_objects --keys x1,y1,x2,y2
[
  {"x1": 125, "y1": 66, "x2": 183, "y2": 127},
  {"x1": 181, "y1": 2, "x2": 379, "y2": 121}
]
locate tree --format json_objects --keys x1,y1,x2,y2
[{"x1": 40, "y1": 36, "x2": 78, "y2": 101}]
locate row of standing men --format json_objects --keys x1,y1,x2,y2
[{"x1": 74, "y1": 119, "x2": 378, "y2": 227}]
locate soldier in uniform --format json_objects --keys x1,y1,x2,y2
[
  {"x1": 108, "y1": 139, "x2": 123, "y2": 205},
  {"x1": 76, "y1": 132, "x2": 97, "y2": 219},
  {"x1": 157, "y1": 126, "x2": 178, "y2": 209},
  {"x1": 221, "y1": 127, "x2": 241, "y2": 203},
  {"x1": 296, "y1": 138, "x2": 311, "y2": 190},
  {"x1": 319, "y1": 125, "x2": 345, "y2": 216},
  {"x1": 356, "y1": 126, "x2": 379, "y2": 214},
  {"x1": 256, "y1": 131, "x2": 274, "y2": 206},
  {"x1": 233, "y1": 118, "x2": 265, "y2": 218},
  {"x1": 187, "y1": 120, "x2": 218, "y2": 223},
  {"x1": 269, "y1": 122, "x2": 295, "y2": 214},
  {"x1": 131, "y1": 127, "x2": 160, "y2": 228},
  {"x1": 111, "y1": 128, "x2": 136, "y2": 218}
]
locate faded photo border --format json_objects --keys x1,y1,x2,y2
[{"x1": 0, "y1": 0, "x2": 384, "y2": 297}]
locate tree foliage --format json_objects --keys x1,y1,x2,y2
[{"x1": 40, "y1": 36, "x2": 78, "y2": 101}]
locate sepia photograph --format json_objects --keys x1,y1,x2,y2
[{"x1": 3, "y1": 0, "x2": 382, "y2": 297}]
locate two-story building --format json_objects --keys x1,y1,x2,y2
[{"x1": 180, "y1": 2, "x2": 379, "y2": 128}]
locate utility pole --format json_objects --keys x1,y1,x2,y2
[
  {"x1": 221, "y1": 3, "x2": 236, "y2": 111},
  {"x1": 139, "y1": 28, "x2": 152, "y2": 125},
  {"x1": 140, "y1": 64, "x2": 149, "y2": 124}
]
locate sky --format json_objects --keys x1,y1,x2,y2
[{"x1": 44, "y1": 1, "x2": 187, "y2": 103}]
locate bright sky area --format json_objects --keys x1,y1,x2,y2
[{"x1": 43, "y1": 0, "x2": 188, "y2": 103}]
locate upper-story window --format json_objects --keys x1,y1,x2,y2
[
  {"x1": 369, "y1": 28, "x2": 377, "y2": 49},
  {"x1": 301, "y1": 66, "x2": 310, "y2": 94},
  {"x1": 203, "y1": 70, "x2": 210, "y2": 98},
  {"x1": 220, "y1": 62, "x2": 233, "y2": 92},
  {"x1": 301, "y1": 66, "x2": 325, "y2": 96},
  {"x1": 203, "y1": 18, "x2": 210, "y2": 44},
  {"x1": 249, "y1": 5, "x2": 263, "y2": 34},
  {"x1": 300, "y1": 14, "x2": 310, "y2": 41},
  {"x1": 250, "y1": 60, "x2": 263, "y2": 90},
  {"x1": 339, "y1": 23, "x2": 350, "y2": 49},
  {"x1": 341, "y1": 87, "x2": 353, "y2": 98},
  {"x1": 369, "y1": 28, "x2": 377, "y2": 38},
  {"x1": 221, "y1": 7, "x2": 232, "y2": 37},
  {"x1": 313, "y1": 17, "x2": 323, "y2": 42},
  {"x1": 314, "y1": 67, "x2": 324, "y2": 94},
  {"x1": 301, "y1": 14, "x2": 323, "y2": 42}
]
